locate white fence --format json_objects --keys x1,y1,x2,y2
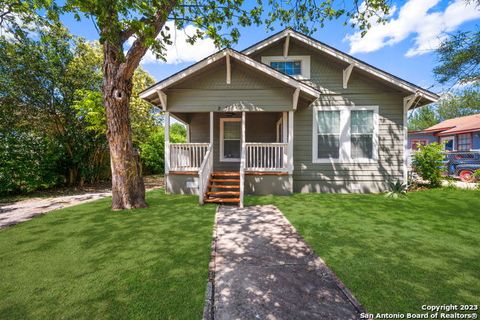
[
  {"x1": 245, "y1": 143, "x2": 288, "y2": 172},
  {"x1": 170, "y1": 143, "x2": 209, "y2": 171}
]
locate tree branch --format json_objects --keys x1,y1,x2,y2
[{"x1": 121, "y1": 1, "x2": 178, "y2": 79}]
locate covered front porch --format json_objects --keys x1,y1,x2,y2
[
  {"x1": 164, "y1": 110, "x2": 294, "y2": 207},
  {"x1": 139, "y1": 48, "x2": 321, "y2": 206}
]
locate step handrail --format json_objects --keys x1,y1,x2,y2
[{"x1": 198, "y1": 144, "x2": 213, "y2": 205}]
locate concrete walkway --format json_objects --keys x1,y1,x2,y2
[{"x1": 212, "y1": 205, "x2": 362, "y2": 320}]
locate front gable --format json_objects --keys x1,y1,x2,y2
[{"x1": 245, "y1": 29, "x2": 439, "y2": 108}]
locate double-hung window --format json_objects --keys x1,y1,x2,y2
[
  {"x1": 220, "y1": 118, "x2": 241, "y2": 162},
  {"x1": 313, "y1": 106, "x2": 378, "y2": 163},
  {"x1": 457, "y1": 134, "x2": 472, "y2": 151}
]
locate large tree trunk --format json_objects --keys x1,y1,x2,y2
[{"x1": 102, "y1": 49, "x2": 147, "y2": 210}]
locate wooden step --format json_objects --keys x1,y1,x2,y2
[
  {"x1": 209, "y1": 179, "x2": 240, "y2": 183},
  {"x1": 206, "y1": 191, "x2": 240, "y2": 196},
  {"x1": 212, "y1": 172, "x2": 240, "y2": 177},
  {"x1": 208, "y1": 184, "x2": 240, "y2": 189},
  {"x1": 204, "y1": 197, "x2": 240, "y2": 203}
]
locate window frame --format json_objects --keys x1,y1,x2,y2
[
  {"x1": 261, "y1": 55, "x2": 311, "y2": 80},
  {"x1": 411, "y1": 139, "x2": 428, "y2": 150},
  {"x1": 440, "y1": 136, "x2": 455, "y2": 152},
  {"x1": 312, "y1": 106, "x2": 379, "y2": 164},
  {"x1": 220, "y1": 118, "x2": 242, "y2": 162},
  {"x1": 457, "y1": 133, "x2": 472, "y2": 151}
]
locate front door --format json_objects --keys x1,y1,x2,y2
[{"x1": 220, "y1": 118, "x2": 241, "y2": 162}]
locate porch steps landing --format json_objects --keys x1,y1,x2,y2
[{"x1": 204, "y1": 171, "x2": 240, "y2": 205}]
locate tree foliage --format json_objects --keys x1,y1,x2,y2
[
  {"x1": 434, "y1": 30, "x2": 480, "y2": 85},
  {"x1": 408, "y1": 85, "x2": 480, "y2": 131},
  {"x1": 0, "y1": 23, "x2": 168, "y2": 195}
]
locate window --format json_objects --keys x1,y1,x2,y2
[
  {"x1": 440, "y1": 136, "x2": 455, "y2": 152},
  {"x1": 316, "y1": 111, "x2": 341, "y2": 159},
  {"x1": 220, "y1": 118, "x2": 241, "y2": 161},
  {"x1": 313, "y1": 106, "x2": 378, "y2": 163},
  {"x1": 270, "y1": 61, "x2": 302, "y2": 76},
  {"x1": 411, "y1": 139, "x2": 428, "y2": 150},
  {"x1": 261, "y1": 56, "x2": 310, "y2": 79},
  {"x1": 351, "y1": 110, "x2": 374, "y2": 159},
  {"x1": 457, "y1": 134, "x2": 472, "y2": 151}
]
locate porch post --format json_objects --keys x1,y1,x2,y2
[
  {"x1": 209, "y1": 112, "x2": 214, "y2": 145},
  {"x1": 165, "y1": 112, "x2": 170, "y2": 175},
  {"x1": 240, "y1": 112, "x2": 246, "y2": 208},
  {"x1": 282, "y1": 112, "x2": 288, "y2": 143},
  {"x1": 288, "y1": 111, "x2": 294, "y2": 174}
]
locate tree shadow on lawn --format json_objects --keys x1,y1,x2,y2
[
  {"x1": 0, "y1": 190, "x2": 216, "y2": 320},
  {"x1": 246, "y1": 189, "x2": 480, "y2": 314}
]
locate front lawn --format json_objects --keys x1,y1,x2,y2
[
  {"x1": 0, "y1": 190, "x2": 215, "y2": 319},
  {"x1": 246, "y1": 189, "x2": 480, "y2": 314}
]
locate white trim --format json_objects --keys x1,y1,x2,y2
[
  {"x1": 260, "y1": 55, "x2": 311, "y2": 80},
  {"x1": 244, "y1": 29, "x2": 438, "y2": 104},
  {"x1": 312, "y1": 105, "x2": 379, "y2": 164},
  {"x1": 156, "y1": 90, "x2": 167, "y2": 110},
  {"x1": 140, "y1": 48, "x2": 320, "y2": 101},
  {"x1": 226, "y1": 53, "x2": 231, "y2": 84},
  {"x1": 164, "y1": 112, "x2": 170, "y2": 175},
  {"x1": 342, "y1": 64, "x2": 354, "y2": 89},
  {"x1": 292, "y1": 88, "x2": 300, "y2": 110},
  {"x1": 209, "y1": 112, "x2": 214, "y2": 145},
  {"x1": 288, "y1": 111, "x2": 294, "y2": 174},
  {"x1": 440, "y1": 136, "x2": 456, "y2": 151},
  {"x1": 283, "y1": 33, "x2": 290, "y2": 57},
  {"x1": 239, "y1": 112, "x2": 246, "y2": 208},
  {"x1": 219, "y1": 117, "x2": 242, "y2": 162},
  {"x1": 276, "y1": 117, "x2": 283, "y2": 142}
]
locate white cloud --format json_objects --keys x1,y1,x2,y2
[
  {"x1": 344, "y1": 0, "x2": 480, "y2": 57},
  {"x1": 133, "y1": 21, "x2": 217, "y2": 65}
]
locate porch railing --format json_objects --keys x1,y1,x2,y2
[
  {"x1": 170, "y1": 143, "x2": 210, "y2": 171},
  {"x1": 198, "y1": 144, "x2": 213, "y2": 205},
  {"x1": 245, "y1": 143, "x2": 288, "y2": 172}
]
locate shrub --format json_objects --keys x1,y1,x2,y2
[
  {"x1": 385, "y1": 180, "x2": 408, "y2": 198},
  {"x1": 412, "y1": 142, "x2": 445, "y2": 188},
  {"x1": 474, "y1": 169, "x2": 480, "y2": 189},
  {"x1": 140, "y1": 124, "x2": 187, "y2": 175}
]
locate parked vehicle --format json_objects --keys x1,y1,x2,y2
[{"x1": 443, "y1": 152, "x2": 480, "y2": 182}]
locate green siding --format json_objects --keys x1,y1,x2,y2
[
  {"x1": 252, "y1": 38, "x2": 405, "y2": 193},
  {"x1": 166, "y1": 59, "x2": 295, "y2": 112}
]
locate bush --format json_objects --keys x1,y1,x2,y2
[
  {"x1": 412, "y1": 143, "x2": 445, "y2": 188},
  {"x1": 140, "y1": 123, "x2": 187, "y2": 175},
  {"x1": 474, "y1": 169, "x2": 480, "y2": 189},
  {"x1": 0, "y1": 132, "x2": 62, "y2": 194}
]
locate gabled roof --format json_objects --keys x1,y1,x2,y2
[
  {"x1": 243, "y1": 28, "x2": 439, "y2": 106},
  {"x1": 420, "y1": 113, "x2": 480, "y2": 136},
  {"x1": 139, "y1": 48, "x2": 320, "y2": 104}
]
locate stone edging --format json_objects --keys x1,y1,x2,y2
[{"x1": 202, "y1": 205, "x2": 220, "y2": 320}]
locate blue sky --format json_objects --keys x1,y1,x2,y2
[{"x1": 61, "y1": 0, "x2": 480, "y2": 94}]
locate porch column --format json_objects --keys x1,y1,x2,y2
[
  {"x1": 240, "y1": 112, "x2": 246, "y2": 208},
  {"x1": 288, "y1": 111, "x2": 294, "y2": 174},
  {"x1": 165, "y1": 111, "x2": 170, "y2": 175},
  {"x1": 282, "y1": 112, "x2": 288, "y2": 143},
  {"x1": 210, "y1": 112, "x2": 214, "y2": 145}
]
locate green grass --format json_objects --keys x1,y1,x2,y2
[
  {"x1": 246, "y1": 189, "x2": 480, "y2": 313},
  {"x1": 0, "y1": 190, "x2": 216, "y2": 320}
]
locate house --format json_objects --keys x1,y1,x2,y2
[
  {"x1": 408, "y1": 114, "x2": 480, "y2": 152},
  {"x1": 140, "y1": 28, "x2": 438, "y2": 207}
]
